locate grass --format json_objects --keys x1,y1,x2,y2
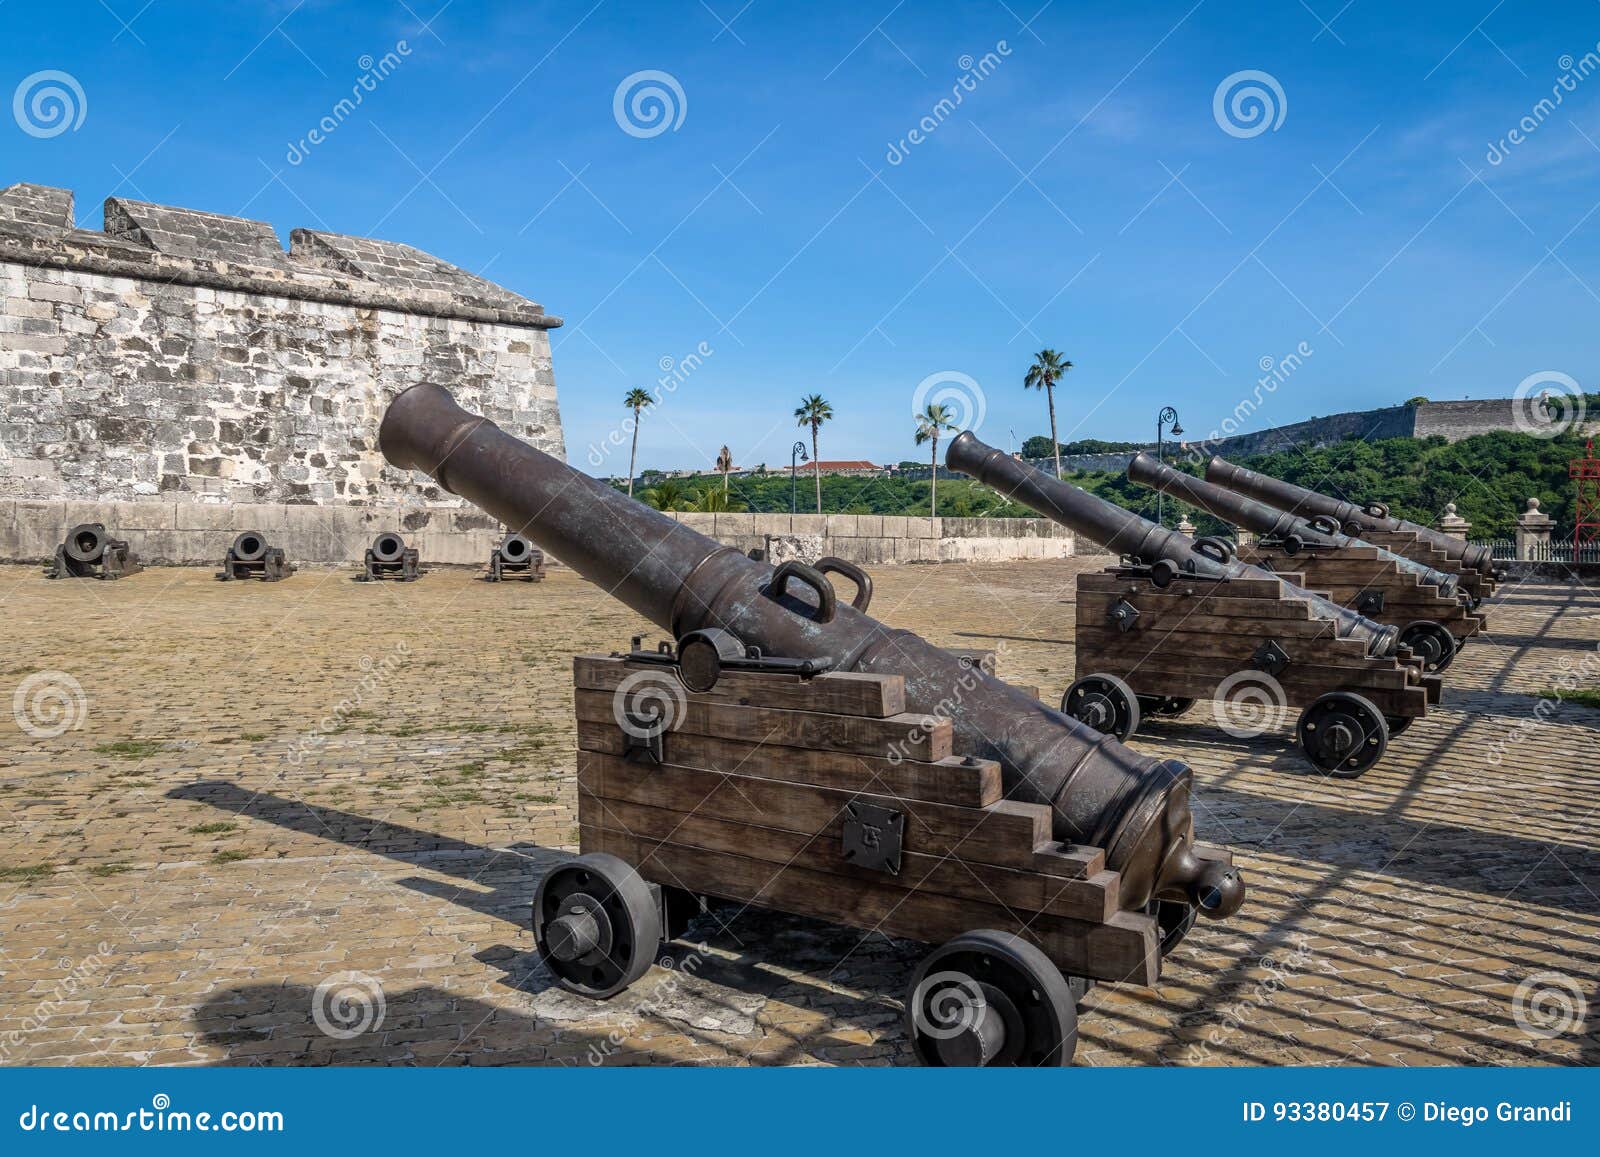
[
  {"x1": 0, "y1": 864, "x2": 55, "y2": 883},
  {"x1": 1540, "y1": 686, "x2": 1600, "y2": 710},
  {"x1": 210, "y1": 850, "x2": 250, "y2": 865},
  {"x1": 188, "y1": 821, "x2": 239, "y2": 835},
  {"x1": 88, "y1": 862, "x2": 132, "y2": 878},
  {"x1": 93, "y1": 740, "x2": 167, "y2": 760},
  {"x1": 239, "y1": 732, "x2": 267, "y2": 742},
  {"x1": 515, "y1": 792, "x2": 558, "y2": 804}
]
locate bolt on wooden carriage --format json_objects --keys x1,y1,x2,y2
[
  {"x1": 535, "y1": 638, "x2": 1228, "y2": 1066},
  {"x1": 946, "y1": 431, "x2": 1438, "y2": 777}
]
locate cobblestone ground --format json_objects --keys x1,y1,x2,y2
[{"x1": 1, "y1": 558, "x2": 1597, "y2": 1067}]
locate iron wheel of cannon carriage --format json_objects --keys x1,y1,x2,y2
[
  {"x1": 1296, "y1": 692, "x2": 1389, "y2": 777},
  {"x1": 533, "y1": 853, "x2": 663, "y2": 999},
  {"x1": 905, "y1": 930, "x2": 1078, "y2": 1067},
  {"x1": 1397, "y1": 620, "x2": 1457, "y2": 674},
  {"x1": 1061, "y1": 674, "x2": 1141, "y2": 741}
]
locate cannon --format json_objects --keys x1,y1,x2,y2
[
  {"x1": 486, "y1": 531, "x2": 545, "y2": 582},
  {"x1": 380, "y1": 383, "x2": 1245, "y2": 1066},
  {"x1": 947, "y1": 432, "x2": 1442, "y2": 770},
  {"x1": 359, "y1": 531, "x2": 421, "y2": 582},
  {"x1": 1127, "y1": 452, "x2": 1483, "y2": 672},
  {"x1": 45, "y1": 523, "x2": 142, "y2": 580},
  {"x1": 1204, "y1": 456, "x2": 1500, "y2": 604},
  {"x1": 216, "y1": 531, "x2": 293, "y2": 582}
]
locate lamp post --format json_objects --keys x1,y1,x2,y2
[
  {"x1": 1155, "y1": 406, "x2": 1183, "y2": 527},
  {"x1": 790, "y1": 441, "x2": 808, "y2": 515}
]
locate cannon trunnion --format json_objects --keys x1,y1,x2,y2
[
  {"x1": 946, "y1": 431, "x2": 1438, "y2": 776},
  {"x1": 45, "y1": 523, "x2": 143, "y2": 580}
]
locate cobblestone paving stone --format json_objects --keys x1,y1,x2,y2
[{"x1": 1, "y1": 559, "x2": 1597, "y2": 1067}]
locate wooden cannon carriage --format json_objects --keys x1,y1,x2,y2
[
  {"x1": 1356, "y1": 528, "x2": 1497, "y2": 606},
  {"x1": 535, "y1": 643, "x2": 1228, "y2": 1066},
  {"x1": 1071, "y1": 563, "x2": 1441, "y2": 770}
]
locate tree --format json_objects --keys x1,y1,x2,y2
[
  {"x1": 793, "y1": 394, "x2": 833, "y2": 514},
  {"x1": 913, "y1": 402, "x2": 958, "y2": 517},
  {"x1": 692, "y1": 486, "x2": 747, "y2": 513},
  {"x1": 1024, "y1": 349, "x2": 1073, "y2": 478},
  {"x1": 716, "y1": 445, "x2": 733, "y2": 495},
  {"x1": 641, "y1": 478, "x2": 690, "y2": 511},
  {"x1": 623, "y1": 387, "x2": 653, "y2": 496}
]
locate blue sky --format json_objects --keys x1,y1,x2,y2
[{"x1": 5, "y1": 0, "x2": 1599, "y2": 471}]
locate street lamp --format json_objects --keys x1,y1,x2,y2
[
  {"x1": 1155, "y1": 406, "x2": 1184, "y2": 527},
  {"x1": 790, "y1": 441, "x2": 808, "y2": 515}
]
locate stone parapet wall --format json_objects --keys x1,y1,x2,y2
[{"x1": 1, "y1": 501, "x2": 1075, "y2": 569}]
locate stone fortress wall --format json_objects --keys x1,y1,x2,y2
[{"x1": 0, "y1": 182, "x2": 563, "y2": 564}]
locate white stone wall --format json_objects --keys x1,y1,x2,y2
[{"x1": 0, "y1": 260, "x2": 562, "y2": 508}]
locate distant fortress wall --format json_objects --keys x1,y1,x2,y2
[{"x1": 0, "y1": 182, "x2": 563, "y2": 563}]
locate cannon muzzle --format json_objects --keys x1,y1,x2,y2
[
  {"x1": 1128, "y1": 452, "x2": 1459, "y2": 597},
  {"x1": 1205, "y1": 456, "x2": 1494, "y2": 576},
  {"x1": 380, "y1": 384, "x2": 1244, "y2": 920},
  {"x1": 946, "y1": 431, "x2": 1400, "y2": 658}
]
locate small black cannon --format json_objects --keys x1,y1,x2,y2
[
  {"x1": 380, "y1": 382, "x2": 1246, "y2": 1066},
  {"x1": 359, "y1": 531, "x2": 421, "y2": 582},
  {"x1": 216, "y1": 531, "x2": 293, "y2": 582},
  {"x1": 948, "y1": 432, "x2": 1441, "y2": 774},
  {"x1": 45, "y1": 523, "x2": 142, "y2": 580},
  {"x1": 486, "y1": 532, "x2": 544, "y2": 582},
  {"x1": 1205, "y1": 455, "x2": 1501, "y2": 603},
  {"x1": 1127, "y1": 452, "x2": 1482, "y2": 672}
]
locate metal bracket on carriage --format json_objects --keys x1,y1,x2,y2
[
  {"x1": 1108, "y1": 598, "x2": 1141, "y2": 633},
  {"x1": 618, "y1": 629, "x2": 834, "y2": 695},
  {"x1": 841, "y1": 801, "x2": 905, "y2": 875},
  {"x1": 1113, "y1": 556, "x2": 1229, "y2": 590},
  {"x1": 1251, "y1": 639, "x2": 1292, "y2": 677},
  {"x1": 1354, "y1": 590, "x2": 1386, "y2": 616}
]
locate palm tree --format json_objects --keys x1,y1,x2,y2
[
  {"x1": 692, "y1": 486, "x2": 747, "y2": 513},
  {"x1": 641, "y1": 478, "x2": 689, "y2": 511},
  {"x1": 793, "y1": 394, "x2": 833, "y2": 514},
  {"x1": 623, "y1": 387, "x2": 653, "y2": 496},
  {"x1": 913, "y1": 402, "x2": 958, "y2": 517},
  {"x1": 1023, "y1": 350, "x2": 1073, "y2": 478},
  {"x1": 716, "y1": 445, "x2": 734, "y2": 495}
]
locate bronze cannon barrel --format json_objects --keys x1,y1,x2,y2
[
  {"x1": 1127, "y1": 452, "x2": 1460, "y2": 597},
  {"x1": 1204, "y1": 455, "x2": 1495, "y2": 575},
  {"x1": 945, "y1": 431, "x2": 1400, "y2": 658},
  {"x1": 378, "y1": 383, "x2": 1243, "y2": 920}
]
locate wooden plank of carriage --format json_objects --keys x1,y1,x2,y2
[
  {"x1": 571, "y1": 688, "x2": 951, "y2": 762},
  {"x1": 1080, "y1": 571, "x2": 1297, "y2": 602},
  {"x1": 1071, "y1": 653, "x2": 1429, "y2": 713},
  {"x1": 573, "y1": 654, "x2": 906, "y2": 718},
  {"x1": 580, "y1": 826, "x2": 1160, "y2": 985},
  {"x1": 1075, "y1": 624, "x2": 1381, "y2": 669},
  {"x1": 1073, "y1": 642, "x2": 1417, "y2": 687},
  {"x1": 1076, "y1": 588, "x2": 1324, "y2": 625},
  {"x1": 577, "y1": 794, "x2": 1120, "y2": 923},
  {"x1": 574, "y1": 750, "x2": 1106, "y2": 880},
  {"x1": 573, "y1": 721, "x2": 1002, "y2": 809}
]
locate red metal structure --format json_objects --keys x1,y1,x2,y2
[{"x1": 1573, "y1": 439, "x2": 1600, "y2": 546}]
